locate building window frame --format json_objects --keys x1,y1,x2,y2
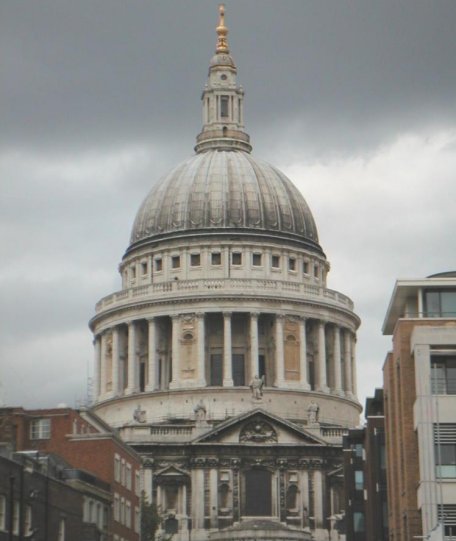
[{"x1": 30, "y1": 418, "x2": 51, "y2": 440}]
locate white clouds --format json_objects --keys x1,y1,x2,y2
[{"x1": 280, "y1": 130, "x2": 456, "y2": 405}]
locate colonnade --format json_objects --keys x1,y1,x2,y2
[{"x1": 93, "y1": 312, "x2": 357, "y2": 402}]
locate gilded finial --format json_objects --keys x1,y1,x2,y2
[{"x1": 216, "y1": 4, "x2": 229, "y2": 54}]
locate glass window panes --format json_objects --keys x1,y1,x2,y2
[
  {"x1": 211, "y1": 252, "x2": 221, "y2": 265},
  {"x1": 171, "y1": 256, "x2": 180, "y2": 269},
  {"x1": 355, "y1": 470, "x2": 364, "y2": 490},
  {"x1": 288, "y1": 258, "x2": 296, "y2": 271},
  {"x1": 232, "y1": 252, "x2": 242, "y2": 265},
  {"x1": 155, "y1": 258, "x2": 162, "y2": 272},
  {"x1": 190, "y1": 253, "x2": 201, "y2": 266},
  {"x1": 252, "y1": 253, "x2": 262, "y2": 266},
  {"x1": 272, "y1": 255, "x2": 280, "y2": 268}
]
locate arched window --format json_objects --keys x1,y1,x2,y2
[
  {"x1": 219, "y1": 482, "x2": 231, "y2": 510},
  {"x1": 286, "y1": 484, "x2": 298, "y2": 511}
]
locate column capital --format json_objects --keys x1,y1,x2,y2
[
  {"x1": 195, "y1": 312, "x2": 205, "y2": 320},
  {"x1": 250, "y1": 312, "x2": 260, "y2": 319},
  {"x1": 223, "y1": 311, "x2": 232, "y2": 318}
]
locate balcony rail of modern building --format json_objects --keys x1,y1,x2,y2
[{"x1": 95, "y1": 278, "x2": 354, "y2": 314}]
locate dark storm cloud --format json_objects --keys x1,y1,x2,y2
[{"x1": 2, "y1": 0, "x2": 456, "y2": 156}]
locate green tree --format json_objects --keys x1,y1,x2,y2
[{"x1": 141, "y1": 492, "x2": 161, "y2": 541}]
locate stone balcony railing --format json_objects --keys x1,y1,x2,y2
[{"x1": 95, "y1": 278, "x2": 354, "y2": 314}]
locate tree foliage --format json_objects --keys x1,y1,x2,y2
[{"x1": 141, "y1": 491, "x2": 161, "y2": 541}]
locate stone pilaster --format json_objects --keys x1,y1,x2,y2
[
  {"x1": 344, "y1": 330, "x2": 353, "y2": 397},
  {"x1": 333, "y1": 325, "x2": 343, "y2": 395},
  {"x1": 125, "y1": 321, "x2": 137, "y2": 395},
  {"x1": 223, "y1": 312, "x2": 234, "y2": 386},
  {"x1": 197, "y1": 313, "x2": 206, "y2": 386},
  {"x1": 145, "y1": 318, "x2": 157, "y2": 392},
  {"x1": 299, "y1": 317, "x2": 311, "y2": 390},
  {"x1": 317, "y1": 321, "x2": 329, "y2": 393},
  {"x1": 93, "y1": 335, "x2": 101, "y2": 402},
  {"x1": 111, "y1": 326, "x2": 120, "y2": 396},
  {"x1": 274, "y1": 314, "x2": 285, "y2": 386},
  {"x1": 250, "y1": 312, "x2": 259, "y2": 380},
  {"x1": 169, "y1": 315, "x2": 180, "y2": 389}
]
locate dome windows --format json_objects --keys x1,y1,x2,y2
[
  {"x1": 272, "y1": 255, "x2": 280, "y2": 269},
  {"x1": 231, "y1": 252, "x2": 242, "y2": 266},
  {"x1": 190, "y1": 253, "x2": 201, "y2": 267},
  {"x1": 211, "y1": 252, "x2": 222, "y2": 266},
  {"x1": 172, "y1": 255, "x2": 181, "y2": 269},
  {"x1": 252, "y1": 253, "x2": 262, "y2": 267}
]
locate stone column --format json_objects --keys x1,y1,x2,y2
[
  {"x1": 112, "y1": 327, "x2": 120, "y2": 396},
  {"x1": 143, "y1": 466, "x2": 153, "y2": 503},
  {"x1": 317, "y1": 321, "x2": 329, "y2": 393},
  {"x1": 93, "y1": 335, "x2": 101, "y2": 402},
  {"x1": 100, "y1": 332, "x2": 107, "y2": 398},
  {"x1": 351, "y1": 334, "x2": 358, "y2": 397},
  {"x1": 344, "y1": 330, "x2": 353, "y2": 397},
  {"x1": 300, "y1": 470, "x2": 309, "y2": 528},
  {"x1": 299, "y1": 317, "x2": 311, "y2": 390},
  {"x1": 223, "y1": 312, "x2": 234, "y2": 386},
  {"x1": 125, "y1": 321, "x2": 137, "y2": 395},
  {"x1": 274, "y1": 315, "x2": 285, "y2": 386},
  {"x1": 197, "y1": 313, "x2": 206, "y2": 386},
  {"x1": 145, "y1": 318, "x2": 157, "y2": 392},
  {"x1": 250, "y1": 312, "x2": 259, "y2": 379},
  {"x1": 313, "y1": 469, "x2": 324, "y2": 530},
  {"x1": 333, "y1": 326, "x2": 343, "y2": 395},
  {"x1": 209, "y1": 468, "x2": 218, "y2": 528},
  {"x1": 170, "y1": 315, "x2": 180, "y2": 389},
  {"x1": 191, "y1": 469, "x2": 205, "y2": 530}
]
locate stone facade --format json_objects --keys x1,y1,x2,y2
[{"x1": 90, "y1": 7, "x2": 361, "y2": 541}]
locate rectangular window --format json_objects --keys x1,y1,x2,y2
[
  {"x1": 353, "y1": 443, "x2": 364, "y2": 458},
  {"x1": 30, "y1": 418, "x2": 51, "y2": 439},
  {"x1": 130, "y1": 266, "x2": 136, "y2": 279},
  {"x1": 126, "y1": 464, "x2": 132, "y2": 490},
  {"x1": 114, "y1": 494, "x2": 120, "y2": 521},
  {"x1": 220, "y1": 95, "x2": 229, "y2": 118},
  {"x1": 120, "y1": 498, "x2": 125, "y2": 525},
  {"x1": 434, "y1": 424, "x2": 456, "y2": 478},
  {"x1": 12, "y1": 501, "x2": 19, "y2": 534},
  {"x1": 114, "y1": 454, "x2": 121, "y2": 482},
  {"x1": 232, "y1": 252, "x2": 242, "y2": 265},
  {"x1": 271, "y1": 255, "x2": 280, "y2": 268},
  {"x1": 135, "y1": 506, "x2": 140, "y2": 534},
  {"x1": 0, "y1": 496, "x2": 6, "y2": 531},
  {"x1": 126, "y1": 501, "x2": 132, "y2": 528},
  {"x1": 252, "y1": 253, "x2": 262, "y2": 266},
  {"x1": 424, "y1": 289, "x2": 456, "y2": 317},
  {"x1": 58, "y1": 518, "x2": 65, "y2": 541},
  {"x1": 190, "y1": 253, "x2": 201, "y2": 266},
  {"x1": 210, "y1": 354, "x2": 223, "y2": 386},
  {"x1": 171, "y1": 255, "x2": 180, "y2": 269},
  {"x1": 141, "y1": 262, "x2": 147, "y2": 275},
  {"x1": 288, "y1": 257, "x2": 296, "y2": 271},
  {"x1": 431, "y1": 356, "x2": 456, "y2": 394},
  {"x1": 24, "y1": 505, "x2": 32, "y2": 536},
  {"x1": 155, "y1": 258, "x2": 162, "y2": 272},
  {"x1": 354, "y1": 470, "x2": 364, "y2": 490},
  {"x1": 303, "y1": 261, "x2": 309, "y2": 274},
  {"x1": 121, "y1": 459, "x2": 126, "y2": 486},
  {"x1": 353, "y1": 511, "x2": 365, "y2": 533},
  {"x1": 438, "y1": 505, "x2": 456, "y2": 537},
  {"x1": 314, "y1": 264, "x2": 319, "y2": 278},
  {"x1": 211, "y1": 252, "x2": 221, "y2": 265},
  {"x1": 135, "y1": 471, "x2": 141, "y2": 496}
]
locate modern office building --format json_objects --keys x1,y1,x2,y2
[
  {"x1": 383, "y1": 271, "x2": 456, "y2": 541},
  {"x1": 89, "y1": 6, "x2": 361, "y2": 541}
]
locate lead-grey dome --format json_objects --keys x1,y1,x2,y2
[{"x1": 128, "y1": 150, "x2": 323, "y2": 255}]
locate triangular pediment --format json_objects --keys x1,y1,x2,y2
[
  {"x1": 155, "y1": 464, "x2": 189, "y2": 480},
  {"x1": 192, "y1": 409, "x2": 326, "y2": 446}
]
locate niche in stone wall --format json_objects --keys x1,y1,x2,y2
[
  {"x1": 180, "y1": 315, "x2": 196, "y2": 380},
  {"x1": 284, "y1": 318, "x2": 299, "y2": 381}
]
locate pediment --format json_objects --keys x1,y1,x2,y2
[
  {"x1": 155, "y1": 464, "x2": 189, "y2": 481},
  {"x1": 192, "y1": 409, "x2": 326, "y2": 446}
]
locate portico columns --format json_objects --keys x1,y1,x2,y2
[
  {"x1": 111, "y1": 327, "x2": 120, "y2": 396},
  {"x1": 333, "y1": 326, "x2": 343, "y2": 395},
  {"x1": 344, "y1": 330, "x2": 353, "y2": 397},
  {"x1": 145, "y1": 318, "x2": 157, "y2": 392},
  {"x1": 274, "y1": 315, "x2": 285, "y2": 386},
  {"x1": 313, "y1": 469, "x2": 324, "y2": 530},
  {"x1": 299, "y1": 317, "x2": 311, "y2": 390},
  {"x1": 317, "y1": 321, "x2": 329, "y2": 393},
  {"x1": 125, "y1": 321, "x2": 137, "y2": 395},
  {"x1": 250, "y1": 312, "x2": 259, "y2": 379},
  {"x1": 93, "y1": 335, "x2": 101, "y2": 402},
  {"x1": 223, "y1": 312, "x2": 234, "y2": 386},
  {"x1": 197, "y1": 313, "x2": 206, "y2": 386},
  {"x1": 351, "y1": 334, "x2": 358, "y2": 397},
  {"x1": 100, "y1": 332, "x2": 107, "y2": 398},
  {"x1": 169, "y1": 315, "x2": 180, "y2": 389}
]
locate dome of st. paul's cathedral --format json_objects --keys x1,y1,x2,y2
[{"x1": 129, "y1": 151, "x2": 322, "y2": 255}]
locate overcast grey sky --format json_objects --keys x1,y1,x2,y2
[{"x1": 1, "y1": 0, "x2": 456, "y2": 414}]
